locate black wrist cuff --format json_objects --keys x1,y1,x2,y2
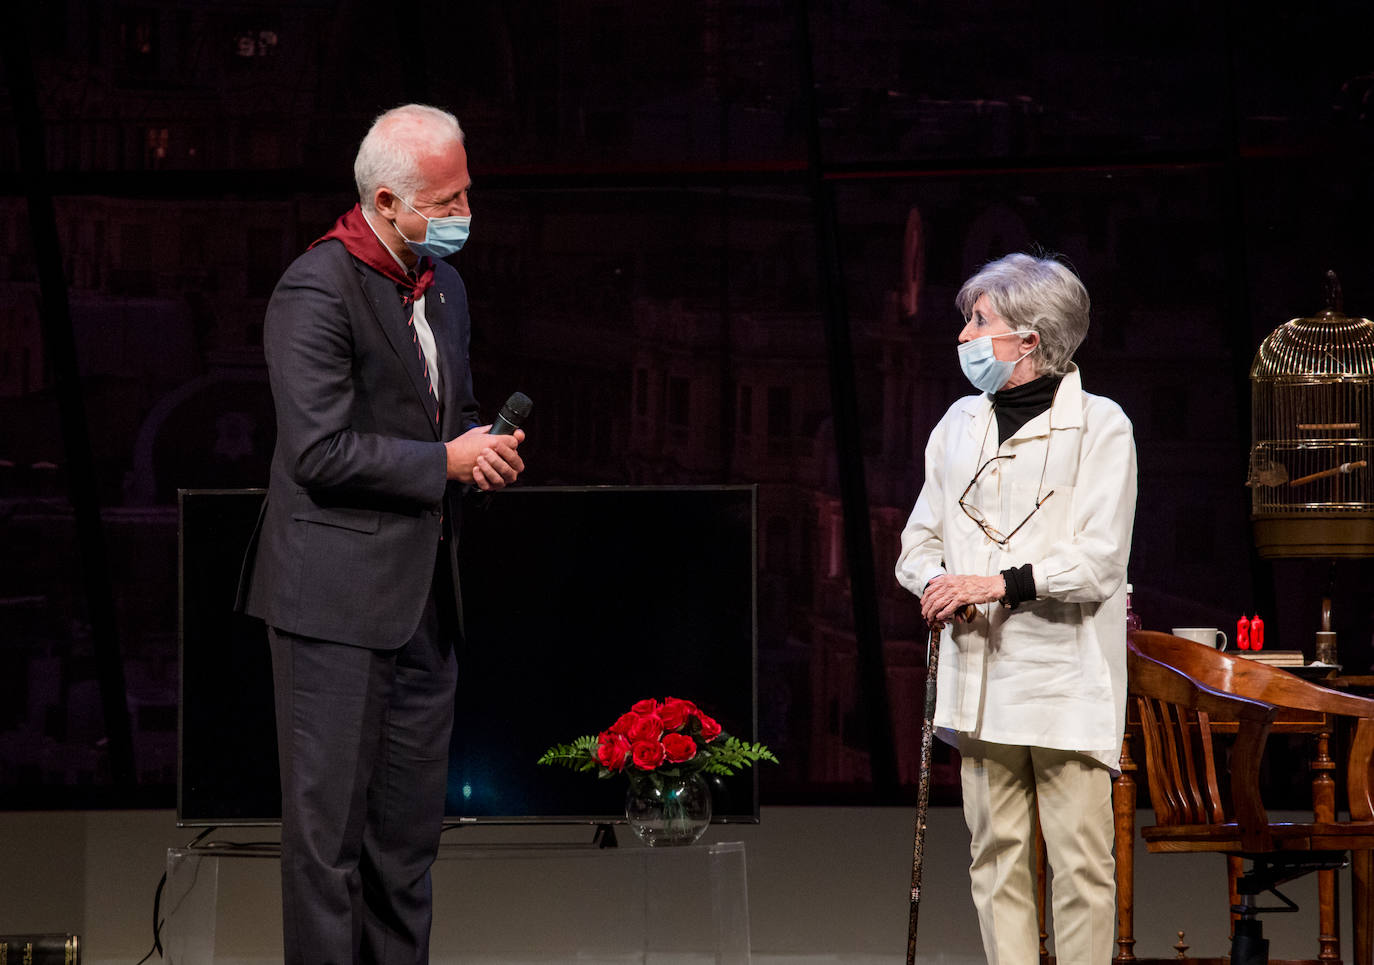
[{"x1": 999, "y1": 564, "x2": 1035, "y2": 610}]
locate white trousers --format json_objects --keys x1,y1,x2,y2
[{"x1": 958, "y1": 737, "x2": 1116, "y2": 965}]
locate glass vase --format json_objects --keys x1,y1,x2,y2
[{"x1": 624, "y1": 771, "x2": 712, "y2": 846}]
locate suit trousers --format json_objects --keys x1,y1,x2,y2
[
  {"x1": 268, "y1": 552, "x2": 459, "y2": 965},
  {"x1": 958, "y1": 736, "x2": 1116, "y2": 965}
]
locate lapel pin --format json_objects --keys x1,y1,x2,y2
[{"x1": 439, "y1": 292, "x2": 446, "y2": 304}]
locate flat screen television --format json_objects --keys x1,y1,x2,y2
[{"x1": 177, "y1": 485, "x2": 759, "y2": 827}]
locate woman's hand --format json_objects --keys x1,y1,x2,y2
[{"x1": 921, "y1": 573, "x2": 1006, "y2": 624}]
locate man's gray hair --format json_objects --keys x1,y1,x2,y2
[
  {"x1": 354, "y1": 104, "x2": 465, "y2": 213},
  {"x1": 955, "y1": 252, "x2": 1090, "y2": 377}
]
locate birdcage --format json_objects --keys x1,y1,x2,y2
[{"x1": 1248, "y1": 272, "x2": 1374, "y2": 557}]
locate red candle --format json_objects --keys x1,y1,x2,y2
[
  {"x1": 1237, "y1": 615, "x2": 1250, "y2": 651},
  {"x1": 1251, "y1": 614, "x2": 1264, "y2": 651}
]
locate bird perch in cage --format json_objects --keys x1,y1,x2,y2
[{"x1": 1288, "y1": 459, "x2": 1368, "y2": 487}]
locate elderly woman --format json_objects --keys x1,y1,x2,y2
[{"x1": 896, "y1": 253, "x2": 1137, "y2": 965}]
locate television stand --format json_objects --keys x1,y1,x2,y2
[{"x1": 162, "y1": 839, "x2": 751, "y2": 963}]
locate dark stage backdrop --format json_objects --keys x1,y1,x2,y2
[{"x1": 3, "y1": 1, "x2": 1374, "y2": 809}]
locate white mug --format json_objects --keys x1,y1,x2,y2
[{"x1": 1172, "y1": 627, "x2": 1227, "y2": 650}]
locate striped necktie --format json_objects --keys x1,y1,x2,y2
[{"x1": 401, "y1": 263, "x2": 439, "y2": 425}]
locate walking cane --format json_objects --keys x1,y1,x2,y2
[
  {"x1": 906, "y1": 605, "x2": 971, "y2": 965},
  {"x1": 905, "y1": 615, "x2": 943, "y2": 965}
]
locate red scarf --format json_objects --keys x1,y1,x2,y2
[{"x1": 312, "y1": 203, "x2": 434, "y2": 304}]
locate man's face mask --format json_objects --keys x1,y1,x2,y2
[{"x1": 396, "y1": 196, "x2": 471, "y2": 259}]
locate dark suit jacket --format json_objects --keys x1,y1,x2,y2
[{"x1": 239, "y1": 238, "x2": 479, "y2": 648}]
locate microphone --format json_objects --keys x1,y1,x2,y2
[{"x1": 489, "y1": 392, "x2": 532, "y2": 436}]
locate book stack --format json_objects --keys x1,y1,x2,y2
[{"x1": 1235, "y1": 650, "x2": 1306, "y2": 668}]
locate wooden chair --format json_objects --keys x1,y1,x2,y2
[{"x1": 1126, "y1": 630, "x2": 1374, "y2": 964}]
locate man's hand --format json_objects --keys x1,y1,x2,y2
[
  {"x1": 921, "y1": 573, "x2": 1005, "y2": 624},
  {"x1": 445, "y1": 425, "x2": 526, "y2": 491}
]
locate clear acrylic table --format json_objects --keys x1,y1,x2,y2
[{"x1": 164, "y1": 839, "x2": 751, "y2": 964}]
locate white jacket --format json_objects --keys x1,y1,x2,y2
[{"x1": 895, "y1": 365, "x2": 1138, "y2": 767}]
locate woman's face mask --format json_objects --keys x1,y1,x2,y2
[{"x1": 957, "y1": 331, "x2": 1036, "y2": 393}]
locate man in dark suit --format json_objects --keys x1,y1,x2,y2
[{"x1": 240, "y1": 103, "x2": 524, "y2": 964}]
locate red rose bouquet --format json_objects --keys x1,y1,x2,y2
[{"x1": 537, "y1": 696, "x2": 777, "y2": 788}]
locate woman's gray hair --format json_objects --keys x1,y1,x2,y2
[
  {"x1": 955, "y1": 253, "x2": 1090, "y2": 377},
  {"x1": 354, "y1": 104, "x2": 465, "y2": 213}
]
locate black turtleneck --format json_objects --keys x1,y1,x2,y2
[
  {"x1": 992, "y1": 373, "x2": 1062, "y2": 444},
  {"x1": 989, "y1": 372, "x2": 1063, "y2": 610}
]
